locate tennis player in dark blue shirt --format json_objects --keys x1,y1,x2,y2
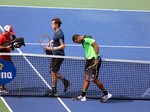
[{"x1": 45, "y1": 18, "x2": 71, "y2": 96}]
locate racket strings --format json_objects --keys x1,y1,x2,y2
[
  {"x1": 40, "y1": 37, "x2": 49, "y2": 46},
  {"x1": 85, "y1": 64, "x2": 98, "y2": 81},
  {"x1": 39, "y1": 34, "x2": 50, "y2": 48}
]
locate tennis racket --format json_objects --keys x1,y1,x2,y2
[
  {"x1": 39, "y1": 34, "x2": 52, "y2": 55},
  {"x1": 84, "y1": 64, "x2": 98, "y2": 81}
]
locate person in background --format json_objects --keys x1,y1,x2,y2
[{"x1": 0, "y1": 25, "x2": 15, "y2": 94}]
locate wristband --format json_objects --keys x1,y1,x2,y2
[{"x1": 95, "y1": 54, "x2": 100, "y2": 60}]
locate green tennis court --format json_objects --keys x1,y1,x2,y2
[{"x1": 1, "y1": 0, "x2": 150, "y2": 10}]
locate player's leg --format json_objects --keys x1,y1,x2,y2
[
  {"x1": 0, "y1": 54, "x2": 12, "y2": 94},
  {"x1": 93, "y1": 58, "x2": 107, "y2": 93},
  {"x1": 78, "y1": 79, "x2": 90, "y2": 101},
  {"x1": 93, "y1": 58, "x2": 112, "y2": 102},
  {"x1": 93, "y1": 79, "x2": 112, "y2": 102},
  {"x1": 72, "y1": 59, "x2": 93, "y2": 101},
  {"x1": 45, "y1": 58, "x2": 58, "y2": 96},
  {"x1": 53, "y1": 58, "x2": 72, "y2": 92},
  {"x1": 55, "y1": 72, "x2": 72, "y2": 92},
  {"x1": 72, "y1": 79, "x2": 89, "y2": 101},
  {"x1": 51, "y1": 70, "x2": 58, "y2": 95}
]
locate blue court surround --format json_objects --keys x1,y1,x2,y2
[{"x1": 0, "y1": 6, "x2": 150, "y2": 60}]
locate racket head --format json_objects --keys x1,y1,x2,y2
[
  {"x1": 84, "y1": 64, "x2": 97, "y2": 81},
  {"x1": 39, "y1": 34, "x2": 50, "y2": 49}
]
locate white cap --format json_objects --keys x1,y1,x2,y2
[{"x1": 4, "y1": 25, "x2": 14, "y2": 35}]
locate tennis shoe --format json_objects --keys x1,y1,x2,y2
[
  {"x1": 45, "y1": 89, "x2": 57, "y2": 97},
  {"x1": 63, "y1": 80, "x2": 72, "y2": 92},
  {"x1": 0, "y1": 88, "x2": 10, "y2": 94},
  {"x1": 100, "y1": 93, "x2": 112, "y2": 102},
  {"x1": 72, "y1": 95, "x2": 86, "y2": 101}
]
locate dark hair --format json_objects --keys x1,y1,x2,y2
[
  {"x1": 72, "y1": 34, "x2": 80, "y2": 42},
  {"x1": 52, "y1": 17, "x2": 62, "y2": 27}
]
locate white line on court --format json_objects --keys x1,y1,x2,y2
[
  {"x1": 0, "y1": 5, "x2": 150, "y2": 12},
  {"x1": 0, "y1": 96, "x2": 13, "y2": 112},
  {"x1": 16, "y1": 48, "x2": 72, "y2": 112},
  {"x1": 0, "y1": 26, "x2": 13, "y2": 112},
  {"x1": 26, "y1": 42, "x2": 150, "y2": 49},
  {"x1": 0, "y1": 26, "x2": 71, "y2": 112}
]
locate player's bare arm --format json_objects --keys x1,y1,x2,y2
[{"x1": 46, "y1": 39, "x2": 65, "y2": 51}]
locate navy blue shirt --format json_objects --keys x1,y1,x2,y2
[{"x1": 53, "y1": 29, "x2": 65, "y2": 55}]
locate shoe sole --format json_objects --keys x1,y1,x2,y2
[
  {"x1": 0, "y1": 91, "x2": 10, "y2": 94},
  {"x1": 100, "y1": 94, "x2": 112, "y2": 103},
  {"x1": 72, "y1": 97, "x2": 79, "y2": 101},
  {"x1": 45, "y1": 93, "x2": 58, "y2": 97},
  {"x1": 72, "y1": 97, "x2": 86, "y2": 101}
]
